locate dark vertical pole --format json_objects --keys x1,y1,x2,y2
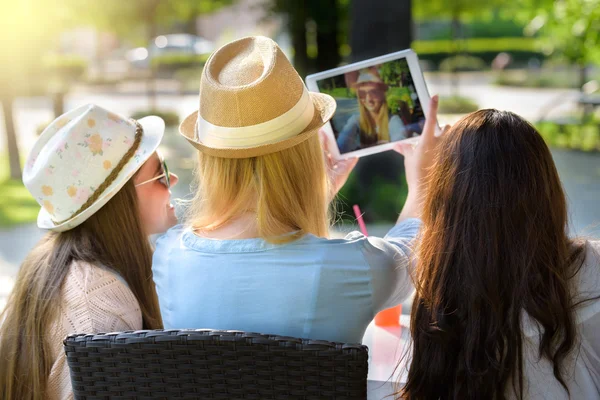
[
  {"x1": 290, "y1": 4, "x2": 309, "y2": 78},
  {"x1": 2, "y1": 96, "x2": 22, "y2": 180},
  {"x1": 347, "y1": 0, "x2": 413, "y2": 222},
  {"x1": 314, "y1": 0, "x2": 341, "y2": 72},
  {"x1": 350, "y1": 0, "x2": 412, "y2": 62}
]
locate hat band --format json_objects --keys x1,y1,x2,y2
[
  {"x1": 195, "y1": 87, "x2": 315, "y2": 148},
  {"x1": 51, "y1": 120, "x2": 143, "y2": 225}
]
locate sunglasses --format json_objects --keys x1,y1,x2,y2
[
  {"x1": 135, "y1": 159, "x2": 171, "y2": 188},
  {"x1": 358, "y1": 89, "x2": 381, "y2": 99}
]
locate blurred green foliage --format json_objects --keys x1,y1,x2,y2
[
  {"x1": 42, "y1": 55, "x2": 88, "y2": 78},
  {"x1": 379, "y1": 61, "x2": 411, "y2": 85},
  {"x1": 537, "y1": 120, "x2": 600, "y2": 152},
  {"x1": 152, "y1": 53, "x2": 210, "y2": 76},
  {"x1": 517, "y1": 0, "x2": 600, "y2": 68},
  {"x1": 0, "y1": 180, "x2": 39, "y2": 227},
  {"x1": 0, "y1": 155, "x2": 38, "y2": 227},
  {"x1": 130, "y1": 110, "x2": 180, "y2": 127},
  {"x1": 439, "y1": 55, "x2": 487, "y2": 72},
  {"x1": 378, "y1": 60, "x2": 415, "y2": 108},
  {"x1": 493, "y1": 69, "x2": 591, "y2": 89},
  {"x1": 417, "y1": 18, "x2": 528, "y2": 41},
  {"x1": 72, "y1": 0, "x2": 234, "y2": 44},
  {"x1": 414, "y1": 38, "x2": 544, "y2": 69},
  {"x1": 438, "y1": 96, "x2": 480, "y2": 114},
  {"x1": 173, "y1": 68, "x2": 202, "y2": 93},
  {"x1": 413, "y1": 0, "x2": 506, "y2": 22},
  {"x1": 336, "y1": 173, "x2": 409, "y2": 224},
  {"x1": 414, "y1": 37, "x2": 540, "y2": 53},
  {"x1": 387, "y1": 88, "x2": 414, "y2": 110},
  {"x1": 320, "y1": 87, "x2": 353, "y2": 98}
]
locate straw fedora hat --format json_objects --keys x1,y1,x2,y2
[
  {"x1": 23, "y1": 104, "x2": 164, "y2": 232},
  {"x1": 179, "y1": 36, "x2": 336, "y2": 158},
  {"x1": 352, "y1": 71, "x2": 389, "y2": 90}
]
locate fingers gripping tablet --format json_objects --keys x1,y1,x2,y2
[{"x1": 306, "y1": 49, "x2": 436, "y2": 160}]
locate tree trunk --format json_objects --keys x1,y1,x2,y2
[
  {"x1": 579, "y1": 63, "x2": 588, "y2": 89},
  {"x1": 290, "y1": 5, "x2": 309, "y2": 78},
  {"x1": 348, "y1": 0, "x2": 413, "y2": 223},
  {"x1": 450, "y1": 14, "x2": 461, "y2": 96},
  {"x1": 147, "y1": 17, "x2": 158, "y2": 111},
  {"x1": 2, "y1": 96, "x2": 22, "y2": 180},
  {"x1": 349, "y1": 0, "x2": 412, "y2": 62},
  {"x1": 53, "y1": 92, "x2": 65, "y2": 118},
  {"x1": 183, "y1": 17, "x2": 197, "y2": 35},
  {"x1": 94, "y1": 30, "x2": 105, "y2": 81},
  {"x1": 580, "y1": 63, "x2": 592, "y2": 119},
  {"x1": 314, "y1": 0, "x2": 341, "y2": 72}
]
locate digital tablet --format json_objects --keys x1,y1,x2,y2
[{"x1": 306, "y1": 49, "x2": 434, "y2": 159}]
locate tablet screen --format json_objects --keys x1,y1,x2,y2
[{"x1": 315, "y1": 58, "x2": 425, "y2": 154}]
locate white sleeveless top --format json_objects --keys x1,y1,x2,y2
[{"x1": 513, "y1": 240, "x2": 600, "y2": 399}]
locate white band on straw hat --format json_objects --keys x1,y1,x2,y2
[{"x1": 195, "y1": 86, "x2": 315, "y2": 148}]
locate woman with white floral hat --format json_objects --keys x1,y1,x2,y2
[{"x1": 0, "y1": 104, "x2": 178, "y2": 400}]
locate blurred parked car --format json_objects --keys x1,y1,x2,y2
[{"x1": 126, "y1": 34, "x2": 215, "y2": 69}]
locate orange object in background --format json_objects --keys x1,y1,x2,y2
[{"x1": 374, "y1": 305, "x2": 402, "y2": 326}]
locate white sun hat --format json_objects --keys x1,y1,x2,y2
[
  {"x1": 23, "y1": 104, "x2": 165, "y2": 232},
  {"x1": 352, "y1": 71, "x2": 389, "y2": 90}
]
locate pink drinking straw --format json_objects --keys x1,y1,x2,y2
[{"x1": 353, "y1": 204, "x2": 369, "y2": 236}]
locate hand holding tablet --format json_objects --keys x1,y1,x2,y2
[
  {"x1": 395, "y1": 95, "x2": 449, "y2": 192},
  {"x1": 320, "y1": 129, "x2": 359, "y2": 200},
  {"x1": 306, "y1": 49, "x2": 437, "y2": 160}
]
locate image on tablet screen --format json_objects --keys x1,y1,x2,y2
[{"x1": 316, "y1": 58, "x2": 425, "y2": 154}]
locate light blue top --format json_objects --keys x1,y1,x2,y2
[
  {"x1": 152, "y1": 218, "x2": 421, "y2": 344},
  {"x1": 337, "y1": 113, "x2": 407, "y2": 153}
]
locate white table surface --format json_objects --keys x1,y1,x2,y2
[{"x1": 362, "y1": 315, "x2": 412, "y2": 399}]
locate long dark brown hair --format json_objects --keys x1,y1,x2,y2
[
  {"x1": 0, "y1": 180, "x2": 163, "y2": 400},
  {"x1": 400, "y1": 109, "x2": 587, "y2": 399}
]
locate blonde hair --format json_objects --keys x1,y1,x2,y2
[
  {"x1": 0, "y1": 180, "x2": 162, "y2": 400},
  {"x1": 358, "y1": 92, "x2": 390, "y2": 143},
  {"x1": 188, "y1": 134, "x2": 331, "y2": 243}
]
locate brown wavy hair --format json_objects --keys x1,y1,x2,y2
[
  {"x1": 400, "y1": 109, "x2": 587, "y2": 399},
  {"x1": 0, "y1": 180, "x2": 163, "y2": 400}
]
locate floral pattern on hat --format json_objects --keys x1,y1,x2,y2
[
  {"x1": 74, "y1": 187, "x2": 91, "y2": 205},
  {"x1": 55, "y1": 142, "x2": 69, "y2": 159},
  {"x1": 88, "y1": 134, "x2": 104, "y2": 155},
  {"x1": 43, "y1": 200, "x2": 54, "y2": 214},
  {"x1": 41, "y1": 185, "x2": 53, "y2": 196},
  {"x1": 67, "y1": 186, "x2": 77, "y2": 198},
  {"x1": 22, "y1": 104, "x2": 148, "y2": 224}
]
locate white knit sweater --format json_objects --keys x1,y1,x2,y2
[{"x1": 47, "y1": 261, "x2": 142, "y2": 400}]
